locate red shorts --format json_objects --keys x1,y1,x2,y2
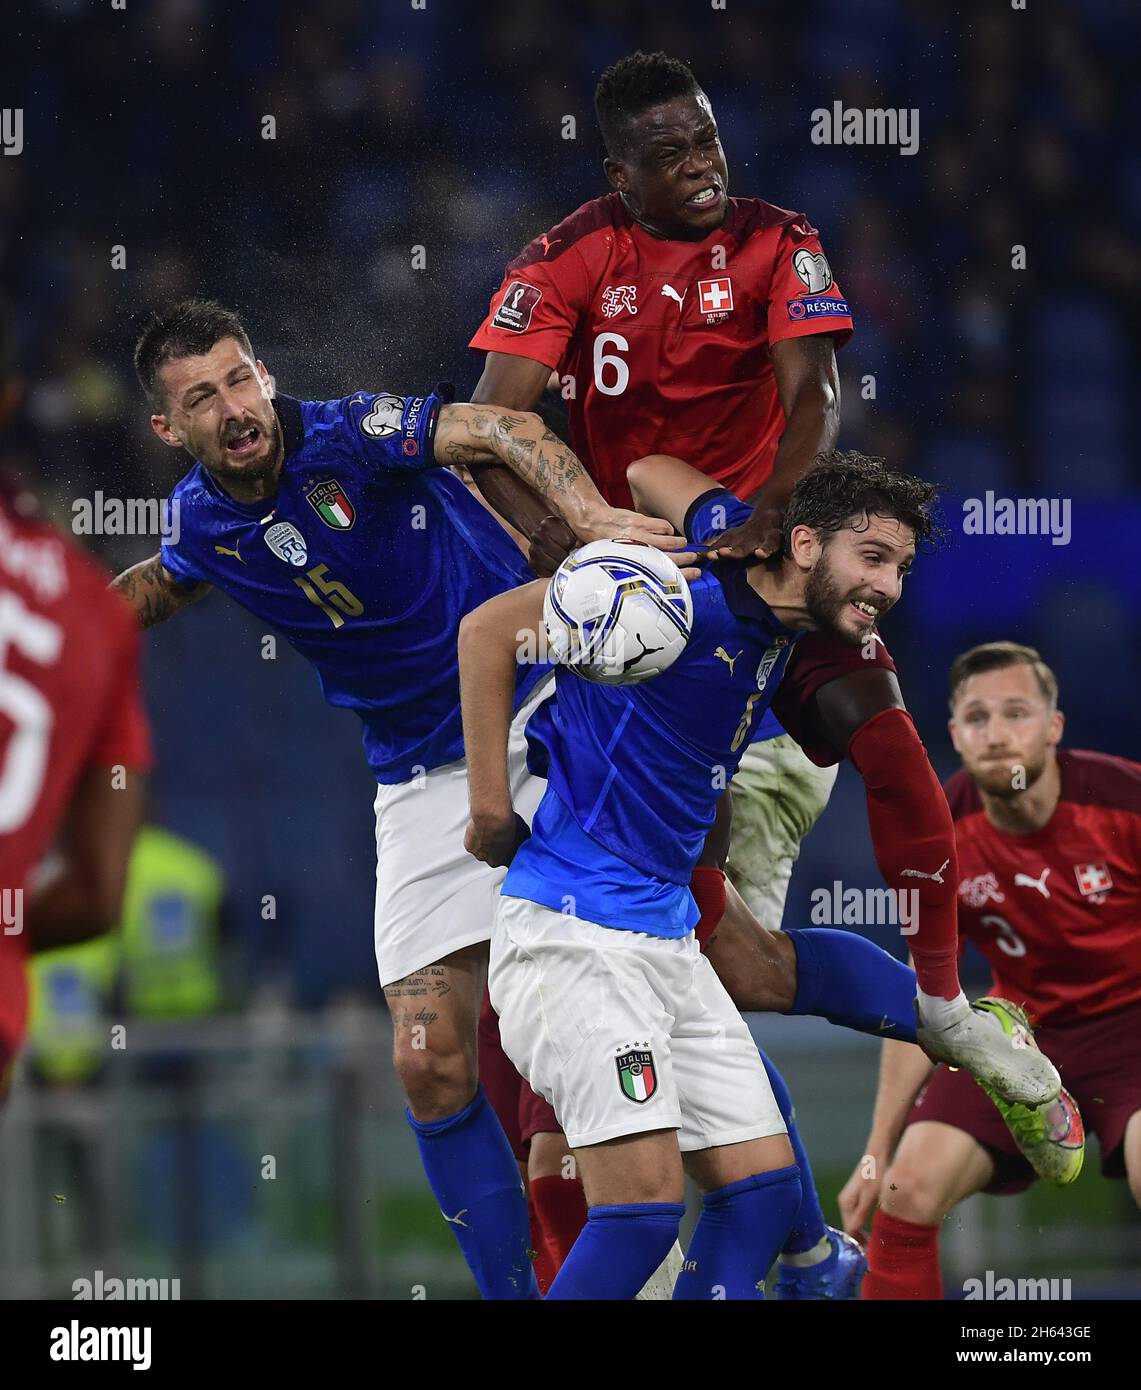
[
  {"x1": 907, "y1": 998, "x2": 1141, "y2": 1194},
  {"x1": 478, "y1": 990, "x2": 561, "y2": 1159}
]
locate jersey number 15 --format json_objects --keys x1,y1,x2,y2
[{"x1": 293, "y1": 564, "x2": 364, "y2": 629}]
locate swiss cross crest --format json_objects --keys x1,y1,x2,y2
[
  {"x1": 958, "y1": 872, "x2": 1006, "y2": 908},
  {"x1": 601, "y1": 284, "x2": 638, "y2": 318},
  {"x1": 616, "y1": 1048, "x2": 657, "y2": 1103},
  {"x1": 1074, "y1": 862, "x2": 1113, "y2": 900},
  {"x1": 698, "y1": 276, "x2": 734, "y2": 319},
  {"x1": 306, "y1": 480, "x2": 356, "y2": 530}
]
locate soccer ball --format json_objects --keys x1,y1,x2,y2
[{"x1": 543, "y1": 540, "x2": 693, "y2": 685}]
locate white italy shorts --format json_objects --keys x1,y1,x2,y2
[
  {"x1": 372, "y1": 677, "x2": 552, "y2": 987},
  {"x1": 490, "y1": 896, "x2": 787, "y2": 1151},
  {"x1": 726, "y1": 733, "x2": 839, "y2": 930}
]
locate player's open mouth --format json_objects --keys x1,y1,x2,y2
[
  {"x1": 850, "y1": 599, "x2": 879, "y2": 623},
  {"x1": 685, "y1": 185, "x2": 721, "y2": 209},
  {"x1": 225, "y1": 426, "x2": 261, "y2": 457}
]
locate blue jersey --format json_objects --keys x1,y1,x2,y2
[
  {"x1": 505, "y1": 519, "x2": 802, "y2": 937},
  {"x1": 160, "y1": 391, "x2": 545, "y2": 783},
  {"x1": 687, "y1": 487, "x2": 786, "y2": 746}
]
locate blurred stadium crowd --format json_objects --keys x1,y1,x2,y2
[{"x1": 1, "y1": 0, "x2": 1137, "y2": 1007}]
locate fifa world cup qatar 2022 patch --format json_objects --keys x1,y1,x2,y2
[
  {"x1": 306, "y1": 480, "x2": 356, "y2": 530},
  {"x1": 492, "y1": 281, "x2": 542, "y2": 333},
  {"x1": 616, "y1": 1048, "x2": 657, "y2": 1103}
]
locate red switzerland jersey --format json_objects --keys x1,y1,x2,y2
[
  {"x1": 0, "y1": 501, "x2": 152, "y2": 1052},
  {"x1": 946, "y1": 748, "x2": 1141, "y2": 1025},
  {"x1": 470, "y1": 193, "x2": 854, "y2": 508}
]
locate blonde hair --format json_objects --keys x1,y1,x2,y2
[{"x1": 949, "y1": 641, "x2": 1058, "y2": 712}]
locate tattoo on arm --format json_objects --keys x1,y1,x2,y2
[{"x1": 110, "y1": 553, "x2": 208, "y2": 629}]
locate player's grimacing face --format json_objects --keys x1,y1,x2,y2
[
  {"x1": 151, "y1": 337, "x2": 280, "y2": 482},
  {"x1": 606, "y1": 91, "x2": 729, "y2": 240},
  {"x1": 800, "y1": 515, "x2": 915, "y2": 647},
  {"x1": 950, "y1": 666, "x2": 1063, "y2": 798}
]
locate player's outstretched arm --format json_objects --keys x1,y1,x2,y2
[
  {"x1": 434, "y1": 404, "x2": 695, "y2": 564},
  {"x1": 839, "y1": 1032, "x2": 935, "y2": 1238},
  {"x1": 712, "y1": 335, "x2": 841, "y2": 560},
  {"x1": 110, "y1": 553, "x2": 210, "y2": 628},
  {"x1": 458, "y1": 578, "x2": 550, "y2": 868},
  {"x1": 626, "y1": 453, "x2": 726, "y2": 538}
]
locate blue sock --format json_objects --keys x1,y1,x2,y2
[
  {"x1": 406, "y1": 1086, "x2": 538, "y2": 1300},
  {"x1": 787, "y1": 926, "x2": 918, "y2": 1042},
  {"x1": 673, "y1": 1167, "x2": 802, "y2": 1300},
  {"x1": 546, "y1": 1202, "x2": 685, "y2": 1300},
  {"x1": 755, "y1": 1049, "x2": 826, "y2": 1255}
]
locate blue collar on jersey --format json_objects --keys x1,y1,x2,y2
[
  {"x1": 713, "y1": 560, "x2": 799, "y2": 639},
  {"x1": 274, "y1": 393, "x2": 305, "y2": 456}
]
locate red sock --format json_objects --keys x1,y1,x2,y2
[
  {"x1": 863, "y1": 1209, "x2": 944, "y2": 1300},
  {"x1": 849, "y1": 707, "x2": 962, "y2": 1000},
  {"x1": 527, "y1": 1194, "x2": 559, "y2": 1295},
  {"x1": 529, "y1": 1173, "x2": 588, "y2": 1279}
]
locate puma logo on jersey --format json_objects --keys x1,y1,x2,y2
[
  {"x1": 714, "y1": 646, "x2": 741, "y2": 675},
  {"x1": 661, "y1": 283, "x2": 687, "y2": 311},
  {"x1": 901, "y1": 858, "x2": 950, "y2": 885},
  {"x1": 539, "y1": 234, "x2": 561, "y2": 256},
  {"x1": 1014, "y1": 867, "x2": 1051, "y2": 899},
  {"x1": 214, "y1": 542, "x2": 244, "y2": 564}
]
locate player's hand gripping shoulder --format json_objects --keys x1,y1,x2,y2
[
  {"x1": 110, "y1": 553, "x2": 210, "y2": 628},
  {"x1": 435, "y1": 404, "x2": 697, "y2": 572}
]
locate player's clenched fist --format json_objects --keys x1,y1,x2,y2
[{"x1": 464, "y1": 811, "x2": 532, "y2": 867}]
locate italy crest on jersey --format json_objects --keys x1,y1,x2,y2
[
  {"x1": 306, "y1": 480, "x2": 356, "y2": 530},
  {"x1": 616, "y1": 1048, "x2": 657, "y2": 1103}
]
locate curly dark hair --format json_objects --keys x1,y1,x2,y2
[
  {"x1": 134, "y1": 298, "x2": 254, "y2": 409},
  {"x1": 781, "y1": 450, "x2": 946, "y2": 557},
  {"x1": 594, "y1": 51, "x2": 701, "y2": 157}
]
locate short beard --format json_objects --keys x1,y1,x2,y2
[
  {"x1": 205, "y1": 414, "x2": 281, "y2": 485},
  {"x1": 803, "y1": 551, "x2": 864, "y2": 647},
  {"x1": 971, "y1": 751, "x2": 1048, "y2": 800}
]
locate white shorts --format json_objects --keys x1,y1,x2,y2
[
  {"x1": 490, "y1": 896, "x2": 786, "y2": 1152},
  {"x1": 372, "y1": 677, "x2": 552, "y2": 987},
  {"x1": 726, "y1": 733, "x2": 839, "y2": 929}
]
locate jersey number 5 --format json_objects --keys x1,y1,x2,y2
[
  {"x1": 0, "y1": 590, "x2": 63, "y2": 834},
  {"x1": 293, "y1": 564, "x2": 364, "y2": 629}
]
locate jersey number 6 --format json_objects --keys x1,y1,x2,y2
[{"x1": 593, "y1": 333, "x2": 629, "y2": 397}]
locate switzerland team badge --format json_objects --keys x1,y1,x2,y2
[
  {"x1": 1074, "y1": 862, "x2": 1113, "y2": 898},
  {"x1": 698, "y1": 276, "x2": 734, "y2": 316},
  {"x1": 616, "y1": 1049, "x2": 657, "y2": 1103},
  {"x1": 306, "y1": 480, "x2": 356, "y2": 530}
]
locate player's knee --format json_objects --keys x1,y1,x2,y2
[
  {"x1": 393, "y1": 1037, "x2": 477, "y2": 1118},
  {"x1": 876, "y1": 1159, "x2": 952, "y2": 1227}
]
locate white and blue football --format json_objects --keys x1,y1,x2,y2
[{"x1": 542, "y1": 540, "x2": 693, "y2": 685}]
